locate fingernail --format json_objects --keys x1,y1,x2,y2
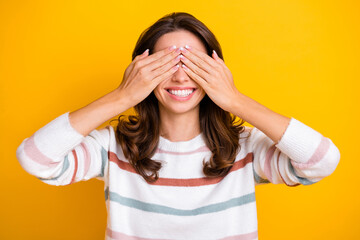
[
  {"x1": 180, "y1": 46, "x2": 187, "y2": 53},
  {"x1": 143, "y1": 49, "x2": 149, "y2": 55},
  {"x1": 181, "y1": 64, "x2": 188, "y2": 70},
  {"x1": 173, "y1": 64, "x2": 180, "y2": 70},
  {"x1": 169, "y1": 45, "x2": 177, "y2": 51},
  {"x1": 176, "y1": 54, "x2": 184, "y2": 60},
  {"x1": 213, "y1": 50, "x2": 218, "y2": 57}
]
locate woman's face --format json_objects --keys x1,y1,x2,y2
[{"x1": 153, "y1": 30, "x2": 206, "y2": 115}]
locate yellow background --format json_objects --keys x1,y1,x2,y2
[{"x1": 1, "y1": 0, "x2": 359, "y2": 239}]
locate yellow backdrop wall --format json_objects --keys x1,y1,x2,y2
[{"x1": 1, "y1": 0, "x2": 359, "y2": 239}]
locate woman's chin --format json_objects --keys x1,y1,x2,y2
[{"x1": 159, "y1": 103, "x2": 199, "y2": 115}]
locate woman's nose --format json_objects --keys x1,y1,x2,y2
[{"x1": 171, "y1": 65, "x2": 190, "y2": 83}]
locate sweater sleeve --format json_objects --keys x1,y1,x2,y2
[
  {"x1": 247, "y1": 118, "x2": 340, "y2": 186},
  {"x1": 16, "y1": 112, "x2": 110, "y2": 186}
]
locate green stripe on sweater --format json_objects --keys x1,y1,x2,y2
[
  {"x1": 105, "y1": 187, "x2": 255, "y2": 216},
  {"x1": 37, "y1": 155, "x2": 70, "y2": 181}
]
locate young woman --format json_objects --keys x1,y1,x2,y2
[{"x1": 16, "y1": 12, "x2": 340, "y2": 240}]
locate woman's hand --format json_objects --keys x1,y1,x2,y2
[
  {"x1": 180, "y1": 46, "x2": 291, "y2": 143},
  {"x1": 179, "y1": 46, "x2": 241, "y2": 114},
  {"x1": 117, "y1": 46, "x2": 181, "y2": 108}
]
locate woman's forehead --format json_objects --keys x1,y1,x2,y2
[{"x1": 153, "y1": 30, "x2": 207, "y2": 53}]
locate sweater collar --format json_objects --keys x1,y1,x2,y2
[{"x1": 158, "y1": 132, "x2": 206, "y2": 152}]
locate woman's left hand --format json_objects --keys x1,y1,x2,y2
[
  {"x1": 179, "y1": 46, "x2": 241, "y2": 114},
  {"x1": 180, "y1": 46, "x2": 293, "y2": 144}
]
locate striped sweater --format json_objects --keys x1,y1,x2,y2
[{"x1": 16, "y1": 112, "x2": 340, "y2": 240}]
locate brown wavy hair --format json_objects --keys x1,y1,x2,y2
[{"x1": 113, "y1": 12, "x2": 247, "y2": 183}]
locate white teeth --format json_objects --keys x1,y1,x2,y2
[{"x1": 169, "y1": 89, "x2": 194, "y2": 97}]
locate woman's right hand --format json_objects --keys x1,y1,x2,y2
[{"x1": 117, "y1": 46, "x2": 182, "y2": 108}]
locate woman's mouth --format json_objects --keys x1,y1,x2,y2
[
  {"x1": 167, "y1": 88, "x2": 195, "y2": 97},
  {"x1": 165, "y1": 88, "x2": 197, "y2": 101}
]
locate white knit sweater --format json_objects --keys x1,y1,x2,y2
[{"x1": 16, "y1": 112, "x2": 340, "y2": 240}]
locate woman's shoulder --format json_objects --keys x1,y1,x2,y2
[
  {"x1": 239, "y1": 125, "x2": 253, "y2": 142},
  {"x1": 87, "y1": 124, "x2": 118, "y2": 148},
  {"x1": 238, "y1": 125, "x2": 271, "y2": 153},
  {"x1": 89, "y1": 125, "x2": 130, "y2": 161}
]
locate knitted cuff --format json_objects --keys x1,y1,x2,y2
[
  {"x1": 275, "y1": 118, "x2": 323, "y2": 163},
  {"x1": 33, "y1": 112, "x2": 85, "y2": 159}
]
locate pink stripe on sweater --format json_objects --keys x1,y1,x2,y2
[
  {"x1": 291, "y1": 136, "x2": 330, "y2": 169},
  {"x1": 264, "y1": 144, "x2": 276, "y2": 183},
  {"x1": 220, "y1": 230, "x2": 258, "y2": 240},
  {"x1": 106, "y1": 228, "x2": 258, "y2": 240},
  {"x1": 80, "y1": 142, "x2": 91, "y2": 177},
  {"x1": 106, "y1": 228, "x2": 168, "y2": 240},
  {"x1": 24, "y1": 135, "x2": 60, "y2": 166},
  {"x1": 69, "y1": 149, "x2": 78, "y2": 184},
  {"x1": 155, "y1": 145, "x2": 210, "y2": 155},
  {"x1": 276, "y1": 151, "x2": 300, "y2": 187},
  {"x1": 109, "y1": 152, "x2": 253, "y2": 187}
]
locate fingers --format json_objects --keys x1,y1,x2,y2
[
  {"x1": 180, "y1": 46, "x2": 228, "y2": 85},
  {"x1": 145, "y1": 47, "x2": 181, "y2": 73},
  {"x1": 128, "y1": 46, "x2": 180, "y2": 80},
  {"x1": 181, "y1": 46, "x2": 219, "y2": 71},
  {"x1": 211, "y1": 49, "x2": 227, "y2": 68},
  {"x1": 181, "y1": 46, "x2": 233, "y2": 84},
  {"x1": 212, "y1": 50, "x2": 233, "y2": 80},
  {"x1": 125, "y1": 49, "x2": 150, "y2": 78},
  {"x1": 125, "y1": 45, "x2": 227, "y2": 92},
  {"x1": 132, "y1": 48, "x2": 150, "y2": 62},
  {"x1": 152, "y1": 64, "x2": 180, "y2": 85},
  {"x1": 151, "y1": 54, "x2": 182, "y2": 79},
  {"x1": 181, "y1": 63, "x2": 208, "y2": 87},
  {"x1": 134, "y1": 45, "x2": 179, "y2": 70},
  {"x1": 180, "y1": 54, "x2": 211, "y2": 83}
]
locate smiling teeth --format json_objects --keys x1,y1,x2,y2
[{"x1": 169, "y1": 89, "x2": 194, "y2": 97}]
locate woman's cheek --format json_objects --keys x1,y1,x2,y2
[{"x1": 153, "y1": 87, "x2": 161, "y2": 100}]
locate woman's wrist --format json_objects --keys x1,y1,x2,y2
[
  {"x1": 231, "y1": 92, "x2": 256, "y2": 121},
  {"x1": 111, "y1": 87, "x2": 133, "y2": 114},
  {"x1": 232, "y1": 92, "x2": 291, "y2": 143},
  {"x1": 69, "y1": 88, "x2": 132, "y2": 136}
]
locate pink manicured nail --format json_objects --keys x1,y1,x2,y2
[
  {"x1": 173, "y1": 64, "x2": 180, "y2": 70},
  {"x1": 213, "y1": 50, "x2": 218, "y2": 57},
  {"x1": 181, "y1": 64, "x2": 188, "y2": 70},
  {"x1": 176, "y1": 54, "x2": 184, "y2": 60},
  {"x1": 142, "y1": 49, "x2": 149, "y2": 55},
  {"x1": 180, "y1": 47, "x2": 187, "y2": 53},
  {"x1": 169, "y1": 45, "x2": 177, "y2": 51}
]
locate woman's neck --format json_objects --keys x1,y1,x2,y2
[{"x1": 159, "y1": 107, "x2": 201, "y2": 142}]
